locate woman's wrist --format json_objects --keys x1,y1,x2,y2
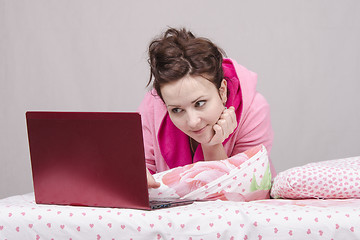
[{"x1": 201, "y1": 143, "x2": 228, "y2": 161}]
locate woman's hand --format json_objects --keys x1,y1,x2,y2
[
  {"x1": 146, "y1": 168, "x2": 161, "y2": 189},
  {"x1": 207, "y1": 106, "x2": 237, "y2": 146}
]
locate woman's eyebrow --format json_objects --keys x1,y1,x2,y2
[
  {"x1": 191, "y1": 96, "x2": 205, "y2": 104},
  {"x1": 166, "y1": 96, "x2": 206, "y2": 108},
  {"x1": 166, "y1": 104, "x2": 181, "y2": 107}
]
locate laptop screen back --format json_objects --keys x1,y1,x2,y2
[{"x1": 26, "y1": 112, "x2": 150, "y2": 210}]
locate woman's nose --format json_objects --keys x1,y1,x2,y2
[{"x1": 187, "y1": 111, "x2": 201, "y2": 128}]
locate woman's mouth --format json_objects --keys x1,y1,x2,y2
[{"x1": 191, "y1": 125, "x2": 208, "y2": 135}]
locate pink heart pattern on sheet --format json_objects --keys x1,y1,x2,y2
[{"x1": 1, "y1": 194, "x2": 360, "y2": 239}]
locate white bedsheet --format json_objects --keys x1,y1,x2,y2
[{"x1": 1, "y1": 193, "x2": 360, "y2": 239}]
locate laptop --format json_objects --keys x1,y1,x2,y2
[{"x1": 26, "y1": 111, "x2": 193, "y2": 210}]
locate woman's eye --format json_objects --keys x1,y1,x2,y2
[
  {"x1": 195, "y1": 100, "x2": 206, "y2": 108},
  {"x1": 171, "y1": 108, "x2": 182, "y2": 114}
]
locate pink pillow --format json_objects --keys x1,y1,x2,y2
[
  {"x1": 149, "y1": 145, "x2": 272, "y2": 202},
  {"x1": 271, "y1": 156, "x2": 360, "y2": 199}
]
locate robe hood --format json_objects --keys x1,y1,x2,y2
[{"x1": 157, "y1": 58, "x2": 258, "y2": 169}]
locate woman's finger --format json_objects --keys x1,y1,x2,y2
[
  {"x1": 146, "y1": 169, "x2": 160, "y2": 189},
  {"x1": 208, "y1": 124, "x2": 223, "y2": 145}
]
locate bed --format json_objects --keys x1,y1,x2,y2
[
  {"x1": 1, "y1": 193, "x2": 360, "y2": 239},
  {"x1": 1, "y1": 146, "x2": 360, "y2": 239}
]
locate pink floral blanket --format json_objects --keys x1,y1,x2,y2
[{"x1": 149, "y1": 145, "x2": 272, "y2": 202}]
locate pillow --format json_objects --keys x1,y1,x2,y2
[
  {"x1": 270, "y1": 156, "x2": 360, "y2": 199},
  {"x1": 148, "y1": 144, "x2": 272, "y2": 202}
]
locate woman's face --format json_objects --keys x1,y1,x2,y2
[{"x1": 160, "y1": 75, "x2": 227, "y2": 144}]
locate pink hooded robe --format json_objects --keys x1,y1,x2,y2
[{"x1": 138, "y1": 59, "x2": 276, "y2": 177}]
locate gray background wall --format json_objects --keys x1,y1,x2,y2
[{"x1": 1, "y1": 0, "x2": 359, "y2": 199}]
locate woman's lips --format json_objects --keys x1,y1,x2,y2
[{"x1": 191, "y1": 125, "x2": 208, "y2": 135}]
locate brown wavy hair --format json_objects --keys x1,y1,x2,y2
[{"x1": 147, "y1": 28, "x2": 226, "y2": 100}]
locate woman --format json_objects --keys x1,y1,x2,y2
[{"x1": 138, "y1": 28, "x2": 275, "y2": 188}]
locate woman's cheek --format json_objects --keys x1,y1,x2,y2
[{"x1": 170, "y1": 116, "x2": 186, "y2": 133}]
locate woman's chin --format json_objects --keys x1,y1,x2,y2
[{"x1": 191, "y1": 132, "x2": 213, "y2": 145}]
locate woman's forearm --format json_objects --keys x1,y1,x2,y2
[{"x1": 201, "y1": 143, "x2": 228, "y2": 161}]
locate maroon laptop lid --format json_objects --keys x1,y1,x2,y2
[{"x1": 26, "y1": 112, "x2": 151, "y2": 210}]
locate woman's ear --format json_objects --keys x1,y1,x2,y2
[{"x1": 219, "y1": 79, "x2": 227, "y2": 104}]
